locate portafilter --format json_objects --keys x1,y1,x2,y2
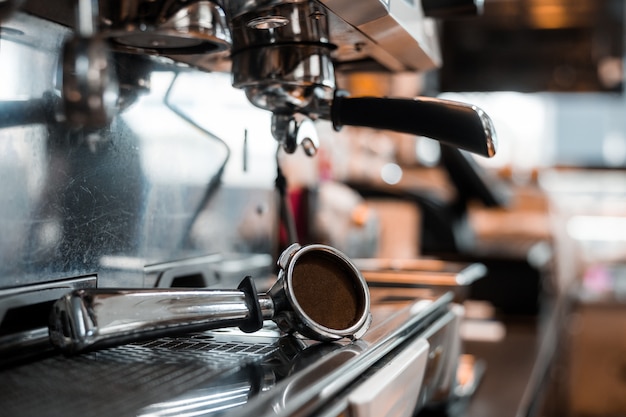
[
  {"x1": 49, "y1": 244, "x2": 372, "y2": 354},
  {"x1": 229, "y1": 1, "x2": 498, "y2": 159}
]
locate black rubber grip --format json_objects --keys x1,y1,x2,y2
[
  {"x1": 237, "y1": 276, "x2": 264, "y2": 333},
  {"x1": 331, "y1": 96, "x2": 497, "y2": 158}
]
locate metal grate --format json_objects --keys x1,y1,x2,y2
[{"x1": 1, "y1": 331, "x2": 281, "y2": 417}]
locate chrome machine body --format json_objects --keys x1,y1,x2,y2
[{"x1": 1, "y1": 1, "x2": 488, "y2": 416}]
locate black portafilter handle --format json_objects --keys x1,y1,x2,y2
[{"x1": 330, "y1": 95, "x2": 498, "y2": 158}]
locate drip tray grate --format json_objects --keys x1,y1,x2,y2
[{"x1": 1, "y1": 330, "x2": 282, "y2": 417}]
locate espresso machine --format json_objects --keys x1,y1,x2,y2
[{"x1": 0, "y1": 1, "x2": 494, "y2": 416}]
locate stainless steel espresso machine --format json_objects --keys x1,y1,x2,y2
[{"x1": 0, "y1": 1, "x2": 494, "y2": 416}]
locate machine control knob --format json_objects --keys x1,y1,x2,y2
[{"x1": 421, "y1": 0, "x2": 484, "y2": 18}]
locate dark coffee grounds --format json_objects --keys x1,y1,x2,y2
[{"x1": 291, "y1": 251, "x2": 364, "y2": 330}]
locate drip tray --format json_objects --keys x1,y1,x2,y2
[
  {"x1": 0, "y1": 290, "x2": 454, "y2": 417},
  {"x1": 2, "y1": 329, "x2": 284, "y2": 417}
]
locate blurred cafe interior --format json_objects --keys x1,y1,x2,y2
[{"x1": 1, "y1": 1, "x2": 626, "y2": 417}]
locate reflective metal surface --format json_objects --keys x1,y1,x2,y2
[
  {"x1": 21, "y1": 0, "x2": 441, "y2": 73},
  {"x1": 230, "y1": 1, "x2": 335, "y2": 115},
  {"x1": 102, "y1": 0, "x2": 232, "y2": 54},
  {"x1": 2, "y1": 290, "x2": 456, "y2": 417},
  {"x1": 2, "y1": 329, "x2": 288, "y2": 417},
  {"x1": 49, "y1": 283, "x2": 275, "y2": 353},
  {"x1": 17, "y1": 0, "x2": 460, "y2": 159},
  {"x1": 0, "y1": 275, "x2": 97, "y2": 364},
  {"x1": 12, "y1": 1, "x2": 498, "y2": 160},
  {"x1": 229, "y1": 290, "x2": 457, "y2": 417},
  {"x1": 0, "y1": 12, "x2": 277, "y2": 293}
]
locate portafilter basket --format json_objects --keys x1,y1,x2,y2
[{"x1": 49, "y1": 243, "x2": 372, "y2": 354}]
